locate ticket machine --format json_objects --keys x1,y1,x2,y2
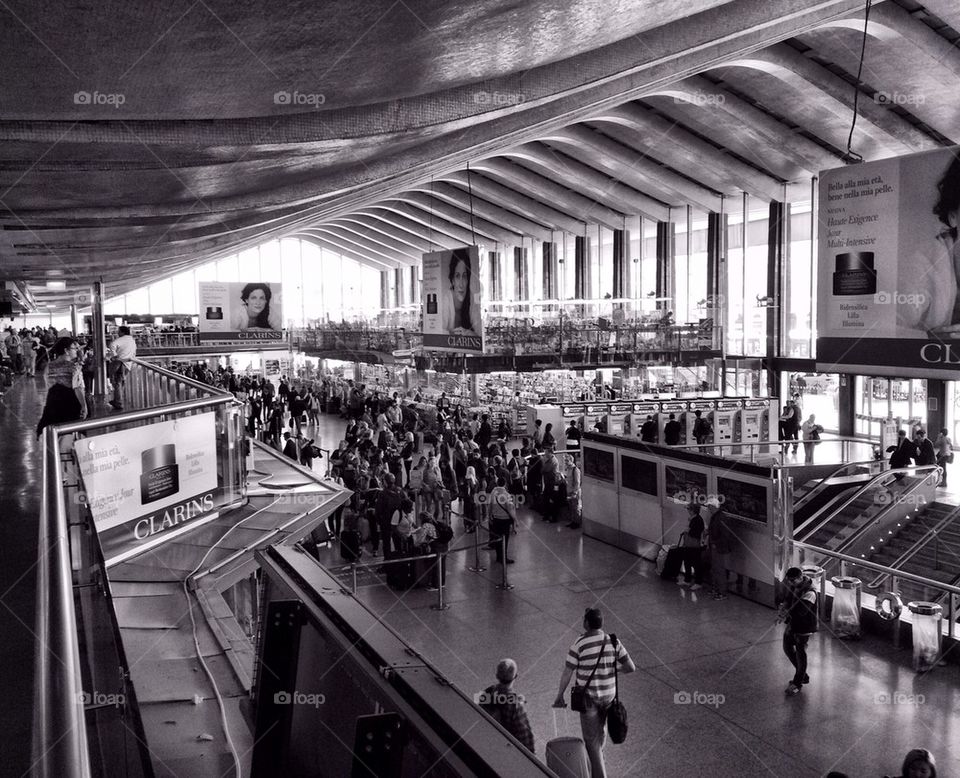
[
  {"x1": 605, "y1": 403, "x2": 633, "y2": 436},
  {"x1": 686, "y1": 399, "x2": 716, "y2": 445},
  {"x1": 740, "y1": 399, "x2": 768, "y2": 445},
  {"x1": 559, "y1": 404, "x2": 586, "y2": 440},
  {"x1": 630, "y1": 401, "x2": 661, "y2": 442},
  {"x1": 658, "y1": 400, "x2": 688, "y2": 445},
  {"x1": 584, "y1": 403, "x2": 610, "y2": 433},
  {"x1": 713, "y1": 399, "x2": 743, "y2": 445}
]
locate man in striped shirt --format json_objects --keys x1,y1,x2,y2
[{"x1": 554, "y1": 607, "x2": 636, "y2": 778}]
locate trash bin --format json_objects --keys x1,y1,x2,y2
[
  {"x1": 830, "y1": 576, "x2": 862, "y2": 639},
  {"x1": 801, "y1": 565, "x2": 826, "y2": 621},
  {"x1": 907, "y1": 601, "x2": 942, "y2": 672}
]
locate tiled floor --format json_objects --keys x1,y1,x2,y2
[{"x1": 308, "y1": 412, "x2": 960, "y2": 778}]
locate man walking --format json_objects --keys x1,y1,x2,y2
[
  {"x1": 553, "y1": 607, "x2": 636, "y2": 778},
  {"x1": 108, "y1": 325, "x2": 137, "y2": 410},
  {"x1": 778, "y1": 567, "x2": 818, "y2": 695}
]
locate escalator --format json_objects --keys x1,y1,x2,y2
[{"x1": 792, "y1": 463, "x2": 874, "y2": 528}]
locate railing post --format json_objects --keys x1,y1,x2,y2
[
  {"x1": 891, "y1": 575, "x2": 901, "y2": 649},
  {"x1": 495, "y1": 535, "x2": 514, "y2": 591},
  {"x1": 468, "y1": 518, "x2": 487, "y2": 573},
  {"x1": 430, "y1": 550, "x2": 449, "y2": 611},
  {"x1": 351, "y1": 563, "x2": 358, "y2": 594}
]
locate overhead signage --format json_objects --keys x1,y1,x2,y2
[
  {"x1": 660, "y1": 401, "x2": 687, "y2": 412},
  {"x1": 199, "y1": 282, "x2": 284, "y2": 341},
  {"x1": 610, "y1": 404, "x2": 633, "y2": 414},
  {"x1": 817, "y1": 146, "x2": 960, "y2": 374},
  {"x1": 743, "y1": 399, "x2": 770, "y2": 409},
  {"x1": 421, "y1": 246, "x2": 484, "y2": 355},
  {"x1": 632, "y1": 403, "x2": 660, "y2": 414},
  {"x1": 716, "y1": 399, "x2": 743, "y2": 410},
  {"x1": 76, "y1": 412, "x2": 221, "y2": 566},
  {"x1": 688, "y1": 400, "x2": 715, "y2": 411}
]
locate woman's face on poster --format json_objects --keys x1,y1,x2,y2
[
  {"x1": 451, "y1": 260, "x2": 469, "y2": 305},
  {"x1": 246, "y1": 288, "x2": 268, "y2": 315}
]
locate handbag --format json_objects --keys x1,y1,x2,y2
[
  {"x1": 606, "y1": 634, "x2": 628, "y2": 744},
  {"x1": 570, "y1": 636, "x2": 606, "y2": 713}
]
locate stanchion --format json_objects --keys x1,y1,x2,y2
[
  {"x1": 496, "y1": 535, "x2": 514, "y2": 591},
  {"x1": 351, "y1": 563, "x2": 358, "y2": 594},
  {"x1": 468, "y1": 520, "x2": 487, "y2": 573},
  {"x1": 430, "y1": 550, "x2": 449, "y2": 611}
]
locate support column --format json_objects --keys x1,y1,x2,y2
[
  {"x1": 707, "y1": 210, "x2": 726, "y2": 347},
  {"x1": 513, "y1": 245, "x2": 528, "y2": 301},
  {"x1": 655, "y1": 220, "x2": 674, "y2": 312},
  {"x1": 92, "y1": 281, "x2": 106, "y2": 399},
  {"x1": 380, "y1": 271, "x2": 389, "y2": 311},
  {"x1": 574, "y1": 235, "x2": 588, "y2": 300},
  {"x1": 411, "y1": 265, "x2": 420, "y2": 305},
  {"x1": 542, "y1": 241, "x2": 558, "y2": 301},
  {"x1": 489, "y1": 250, "x2": 501, "y2": 302},
  {"x1": 612, "y1": 228, "x2": 629, "y2": 301},
  {"x1": 767, "y1": 200, "x2": 788, "y2": 395}
]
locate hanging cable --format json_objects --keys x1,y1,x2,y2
[
  {"x1": 466, "y1": 162, "x2": 477, "y2": 245},
  {"x1": 844, "y1": 0, "x2": 874, "y2": 164}
]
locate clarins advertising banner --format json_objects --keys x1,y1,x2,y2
[
  {"x1": 421, "y1": 246, "x2": 484, "y2": 354},
  {"x1": 198, "y1": 281, "x2": 284, "y2": 341},
  {"x1": 76, "y1": 412, "x2": 220, "y2": 566},
  {"x1": 817, "y1": 146, "x2": 960, "y2": 373}
]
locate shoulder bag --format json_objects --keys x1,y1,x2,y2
[
  {"x1": 570, "y1": 636, "x2": 606, "y2": 712},
  {"x1": 607, "y1": 633, "x2": 628, "y2": 743}
]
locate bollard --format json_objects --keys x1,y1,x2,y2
[
  {"x1": 495, "y1": 535, "x2": 514, "y2": 591},
  {"x1": 430, "y1": 550, "x2": 449, "y2": 611}
]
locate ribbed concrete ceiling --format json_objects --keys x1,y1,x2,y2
[{"x1": 1, "y1": 0, "x2": 958, "y2": 310}]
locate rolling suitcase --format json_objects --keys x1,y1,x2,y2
[
  {"x1": 546, "y1": 710, "x2": 590, "y2": 778},
  {"x1": 386, "y1": 559, "x2": 415, "y2": 590},
  {"x1": 659, "y1": 545, "x2": 684, "y2": 580}
]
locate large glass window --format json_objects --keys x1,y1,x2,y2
[{"x1": 855, "y1": 377, "x2": 927, "y2": 439}]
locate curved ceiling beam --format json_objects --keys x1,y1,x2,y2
[
  {"x1": 298, "y1": 230, "x2": 397, "y2": 271},
  {"x1": 436, "y1": 170, "x2": 586, "y2": 235},
  {"x1": 313, "y1": 226, "x2": 411, "y2": 267},
  {"x1": 360, "y1": 205, "x2": 477, "y2": 249},
  {"x1": 502, "y1": 143, "x2": 670, "y2": 222},
  {"x1": 590, "y1": 103, "x2": 786, "y2": 201},
  {"x1": 542, "y1": 125, "x2": 722, "y2": 211},
  {"x1": 383, "y1": 194, "x2": 512, "y2": 245},
  {"x1": 653, "y1": 75, "x2": 843, "y2": 174},
  {"x1": 471, "y1": 157, "x2": 626, "y2": 231},
  {"x1": 335, "y1": 215, "x2": 446, "y2": 255},
  {"x1": 406, "y1": 181, "x2": 553, "y2": 242},
  {"x1": 324, "y1": 220, "x2": 424, "y2": 261},
  {"x1": 722, "y1": 43, "x2": 937, "y2": 154}
]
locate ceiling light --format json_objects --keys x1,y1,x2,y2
[{"x1": 45, "y1": 280, "x2": 66, "y2": 289}]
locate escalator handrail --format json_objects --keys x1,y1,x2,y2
[
  {"x1": 867, "y1": 503, "x2": 960, "y2": 590},
  {"x1": 793, "y1": 459, "x2": 878, "y2": 514},
  {"x1": 831, "y1": 467, "x2": 942, "y2": 557},
  {"x1": 795, "y1": 465, "x2": 941, "y2": 543}
]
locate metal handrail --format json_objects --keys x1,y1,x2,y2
[
  {"x1": 791, "y1": 539, "x2": 960, "y2": 596},
  {"x1": 33, "y1": 427, "x2": 92, "y2": 777},
  {"x1": 830, "y1": 467, "x2": 942, "y2": 557},
  {"x1": 132, "y1": 357, "x2": 231, "y2": 396},
  {"x1": 792, "y1": 460, "x2": 878, "y2": 514},
  {"x1": 867, "y1": 503, "x2": 960, "y2": 590},
  {"x1": 795, "y1": 465, "x2": 941, "y2": 542},
  {"x1": 669, "y1": 436, "x2": 877, "y2": 465}
]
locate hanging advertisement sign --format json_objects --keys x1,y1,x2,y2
[
  {"x1": 421, "y1": 246, "x2": 484, "y2": 354},
  {"x1": 198, "y1": 281, "x2": 284, "y2": 341},
  {"x1": 76, "y1": 412, "x2": 221, "y2": 566},
  {"x1": 816, "y1": 147, "x2": 960, "y2": 374}
]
